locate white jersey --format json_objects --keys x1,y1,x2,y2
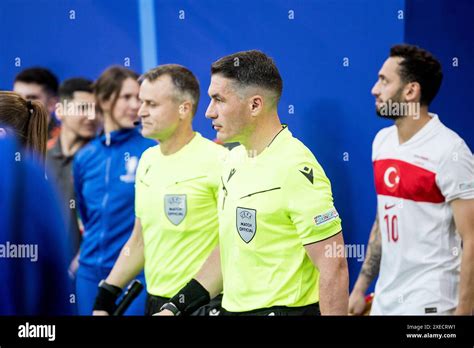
[{"x1": 370, "y1": 114, "x2": 474, "y2": 315}]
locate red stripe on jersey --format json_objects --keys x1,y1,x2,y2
[{"x1": 373, "y1": 158, "x2": 445, "y2": 203}]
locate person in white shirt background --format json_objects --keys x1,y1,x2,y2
[{"x1": 349, "y1": 44, "x2": 474, "y2": 315}]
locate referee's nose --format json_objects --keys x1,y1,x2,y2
[
  {"x1": 138, "y1": 102, "x2": 148, "y2": 118},
  {"x1": 205, "y1": 100, "x2": 217, "y2": 120}
]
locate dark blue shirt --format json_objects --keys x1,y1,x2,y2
[{"x1": 0, "y1": 136, "x2": 74, "y2": 315}]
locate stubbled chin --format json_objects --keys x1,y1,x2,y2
[{"x1": 216, "y1": 131, "x2": 227, "y2": 141}]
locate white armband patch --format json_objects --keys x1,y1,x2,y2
[{"x1": 314, "y1": 208, "x2": 339, "y2": 226}]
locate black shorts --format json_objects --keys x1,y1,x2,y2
[
  {"x1": 220, "y1": 302, "x2": 320, "y2": 316},
  {"x1": 191, "y1": 294, "x2": 223, "y2": 316}
]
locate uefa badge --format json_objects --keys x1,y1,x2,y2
[
  {"x1": 164, "y1": 194, "x2": 187, "y2": 225},
  {"x1": 236, "y1": 207, "x2": 257, "y2": 243}
]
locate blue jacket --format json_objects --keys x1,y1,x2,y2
[
  {"x1": 73, "y1": 128, "x2": 155, "y2": 271},
  {"x1": 0, "y1": 135, "x2": 73, "y2": 315}
]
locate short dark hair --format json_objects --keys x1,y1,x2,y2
[
  {"x1": 58, "y1": 78, "x2": 93, "y2": 101},
  {"x1": 14, "y1": 67, "x2": 59, "y2": 96},
  {"x1": 211, "y1": 50, "x2": 283, "y2": 106},
  {"x1": 390, "y1": 44, "x2": 443, "y2": 106},
  {"x1": 139, "y1": 64, "x2": 200, "y2": 115}
]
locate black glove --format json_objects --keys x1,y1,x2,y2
[
  {"x1": 167, "y1": 279, "x2": 210, "y2": 316},
  {"x1": 93, "y1": 280, "x2": 122, "y2": 314}
]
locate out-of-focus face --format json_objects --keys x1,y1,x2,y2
[
  {"x1": 102, "y1": 77, "x2": 140, "y2": 129},
  {"x1": 57, "y1": 91, "x2": 98, "y2": 139},
  {"x1": 13, "y1": 81, "x2": 57, "y2": 114},
  {"x1": 138, "y1": 76, "x2": 185, "y2": 141},
  {"x1": 205, "y1": 74, "x2": 252, "y2": 143},
  {"x1": 371, "y1": 57, "x2": 406, "y2": 119}
]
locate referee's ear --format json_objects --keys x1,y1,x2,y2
[
  {"x1": 178, "y1": 100, "x2": 193, "y2": 120},
  {"x1": 249, "y1": 95, "x2": 264, "y2": 116}
]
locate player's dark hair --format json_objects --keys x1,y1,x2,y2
[
  {"x1": 94, "y1": 66, "x2": 138, "y2": 118},
  {"x1": 58, "y1": 78, "x2": 93, "y2": 102},
  {"x1": 211, "y1": 50, "x2": 283, "y2": 106},
  {"x1": 139, "y1": 64, "x2": 200, "y2": 115},
  {"x1": 390, "y1": 44, "x2": 443, "y2": 106},
  {"x1": 14, "y1": 67, "x2": 59, "y2": 96}
]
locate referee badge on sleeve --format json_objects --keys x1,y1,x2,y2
[
  {"x1": 164, "y1": 194, "x2": 187, "y2": 225},
  {"x1": 236, "y1": 207, "x2": 257, "y2": 243},
  {"x1": 314, "y1": 208, "x2": 339, "y2": 226}
]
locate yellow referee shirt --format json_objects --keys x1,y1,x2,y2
[
  {"x1": 219, "y1": 126, "x2": 342, "y2": 312},
  {"x1": 135, "y1": 132, "x2": 227, "y2": 297}
]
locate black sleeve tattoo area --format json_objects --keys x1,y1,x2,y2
[{"x1": 360, "y1": 222, "x2": 382, "y2": 281}]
